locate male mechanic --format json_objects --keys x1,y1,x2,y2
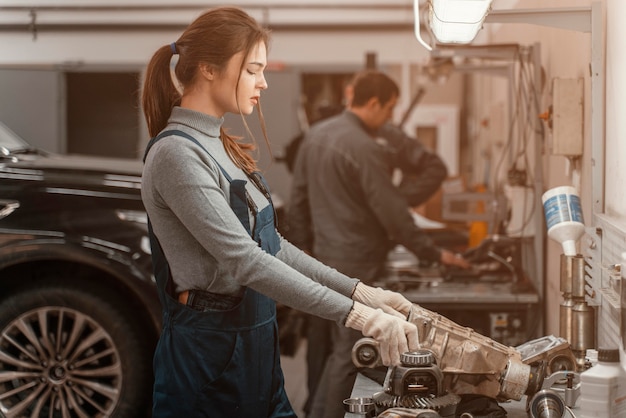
[{"x1": 288, "y1": 69, "x2": 469, "y2": 418}]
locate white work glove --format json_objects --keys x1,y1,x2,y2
[
  {"x1": 352, "y1": 282, "x2": 413, "y2": 319},
  {"x1": 345, "y1": 301, "x2": 420, "y2": 366}
]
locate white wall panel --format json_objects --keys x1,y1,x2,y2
[{"x1": 605, "y1": 0, "x2": 626, "y2": 220}]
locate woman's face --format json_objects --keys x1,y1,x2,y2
[{"x1": 214, "y1": 40, "x2": 268, "y2": 116}]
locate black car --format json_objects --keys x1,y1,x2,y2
[{"x1": 0, "y1": 122, "x2": 159, "y2": 417}]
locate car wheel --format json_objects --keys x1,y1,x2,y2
[{"x1": 0, "y1": 280, "x2": 153, "y2": 418}]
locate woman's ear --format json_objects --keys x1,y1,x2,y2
[{"x1": 199, "y1": 64, "x2": 215, "y2": 81}]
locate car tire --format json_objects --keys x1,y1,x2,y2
[{"x1": 0, "y1": 279, "x2": 153, "y2": 418}]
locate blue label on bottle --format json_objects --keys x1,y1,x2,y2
[{"x1": 543, "y1": 194, "x2": 584, "y2": 229}]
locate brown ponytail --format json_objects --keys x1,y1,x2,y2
[
  {"x1": 221, "y1": 128, "x2": 257, "y2": 174},
  {"x1": 142, "y1": 45, "x2": 181, "y2": 138}
]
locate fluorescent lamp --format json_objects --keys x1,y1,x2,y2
[
  {"x1": 428, "y1": 0, "x2": 493, "y2": 44},
  {"x1": 414, "y1": 0, "x2": 433, "y2": 51}
]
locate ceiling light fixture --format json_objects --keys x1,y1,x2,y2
[{"x1": 428, "y1": 0, "x2": 494, "y2": 44}]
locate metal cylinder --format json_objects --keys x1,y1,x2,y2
[
  {"x1": 559, "y1": 298, "x2": 575, "y2": 343},
  {"x1": 500, "y1": 359, "x2": 532, "y2": 400},
  {"x1": 570, "y1": 255, "x2": 586, "y2": 298},
  {"x1": 560, "y1": 254, "x2": 573, "y2": 295},
  {"x1": 571, "y1": 302, "x2": 595, "y2": 353},
  {"x1": 560, "y1": 254, "x2": 586, "y2": 296},
  {"x1": 529, "y1": 389, "x2": 565, "y2": 418},
  {"x1": 352, "y1": 338, "x2": 381, "y2": 368}
]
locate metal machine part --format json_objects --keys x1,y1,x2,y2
[
  {"x1": 408, "y1": 305, "x2": 543, "y2": 400},
  {"x1": 377, "y1": 408, "x2": 442, "y2": 418},
  {"x1": 388, "y1": 352, "x2": 443, "y2": 396},
  {"x1": 460, "y1": 234, "x2": 524, "y2": 283},
  {"x1": 516, "y1": 337, "x2": 580, "y2": 414},
  {"x1": 517, "y1": 335, "x2": 578, "y2": 376},
  {"x1": 528, "y1": 389, "x2": 566, "y2": 418},
  {"x1": 537, "y1": 370, "x2": 580, "y2": 409},
  {"x1": 372, "y1": 350, "x2": 460, "y2": 418},
  {"x1": 385, "y1": 235, "x2": 526, "y2": 285},
  {"x1": 353, "y1": 304, "x2": 549, "y2": 403},
  {"x1": 570, "y1": 302, "x2": 595, "y2": 368},
  {"x1": 559, "y1": 254, "x2": 595, "y2": 369},
  {"x1": 373, "y1": 392, "x2": 460, "y2": 415},
  {"x1": 343, "y1": 397, "x2": 375, "y2": 415}
]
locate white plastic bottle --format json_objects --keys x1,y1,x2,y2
[
  {"x1": 584, "y1": 348, "x2": 598, "y2": 367},
  {"x1": 579, "y1": 348, "x2": 626, "y2": 417},
  {"x1": 542, "y1": 185, "x2": 585, "y2": 256}
]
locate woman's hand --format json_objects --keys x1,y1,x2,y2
[
  {"x1": 345, "y1": 302, "x2": 420, "y2": 366},
  {"x1": 352, "y1": 282, "x2": 412, "y2": 319}
]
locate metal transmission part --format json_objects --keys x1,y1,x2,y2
[
  {"x1": 371, "y1": 349, "x2": 460, "y2": 417},
  {"x1": 353, "y1": 304, "x2": 547, "y2": 402}
]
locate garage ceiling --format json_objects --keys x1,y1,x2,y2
[{"x1": 0, "y1": 0, "x2": 418, "y2": 32}]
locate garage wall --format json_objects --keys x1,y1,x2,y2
[
  {"x1": 477, "y1": 0, "x2": 614, "y2": 339},
  {"x1": 0, "y1": 69, "x2": 61, "y2": 152}
]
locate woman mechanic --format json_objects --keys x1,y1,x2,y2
[{"x1": 141, "y1": 6, "x2": 421, "y2": 417}]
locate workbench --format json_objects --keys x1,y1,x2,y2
[{"x1": 377, "y1": 274, "x2": 541, "y2": 347}]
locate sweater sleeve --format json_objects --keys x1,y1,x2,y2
[
  {"x1": 146, "y1": 138, "x2": 354, "y2": 324},
  {"x1": 274, "y1": 234, "x2": 358, "y2": 298}
]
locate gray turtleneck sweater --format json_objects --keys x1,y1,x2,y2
[{"x1": 141, "y1": 107, "x2": 357, "y2": 324}]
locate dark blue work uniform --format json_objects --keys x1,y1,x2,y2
[{"x1": 144, "y1": 130, "x2": 296, "y2": 418}]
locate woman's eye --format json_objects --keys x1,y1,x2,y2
[{"x1": 247, "y1": 70, "x2": 256, "y2": 75}]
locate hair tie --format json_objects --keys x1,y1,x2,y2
[{"x1": 170, "y1": 42, "x2": 178, "y2": 55}]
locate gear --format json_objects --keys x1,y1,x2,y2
[
  {"x1": 373, "y1": 391, "x2": 460, "y2": 415},
  {"x1": 401, "y1": 350, "x2": 435, "y2": 367},
  {"x1": 377, "y1": 407, "x2": 442, "y2": 418}
]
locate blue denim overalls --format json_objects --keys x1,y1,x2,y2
[{"x1": 144, "y1": 130, "x2": 295, "y2": 418}]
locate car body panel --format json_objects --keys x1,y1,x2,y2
[{"x1": 0, "y1": 122, "x2": 161, "y2": 416}]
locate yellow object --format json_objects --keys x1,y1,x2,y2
[
  {"x1": 469, "y1": 219, "x2": 488, "y2": 248},
  {"x1": 468, "y1": 184, "x2": 488, "y2": 247}
]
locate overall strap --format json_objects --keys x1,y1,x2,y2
[{"x1": 144, "y1": 129, "x2": 234, "y2": 182}]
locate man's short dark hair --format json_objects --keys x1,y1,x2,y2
[{"x1": 350, "y1": 70, "x2": 399, "y2": 107}]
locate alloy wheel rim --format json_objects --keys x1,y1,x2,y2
[{"x1": 0, "y1": 306, "x2": 122, "y2": 418}]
